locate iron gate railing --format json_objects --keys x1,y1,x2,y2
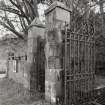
[{"x1": 64, "y1": 27, "x2": 95, "y2": 105}]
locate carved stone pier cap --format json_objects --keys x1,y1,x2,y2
[{"x1": 45, "y1": 1, "x2": 71, "y2": 25}]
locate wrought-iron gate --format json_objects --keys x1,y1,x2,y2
[{"x1": 64, "y1": 24, "x2": 95, "y2": 105}]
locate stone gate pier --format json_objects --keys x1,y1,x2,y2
[
  {"x1": 45, "y1": 1, "x2": 71, "y2": 103},
  {"x1": 27, "y1": 18, "x2": 45, "y2": 91}
]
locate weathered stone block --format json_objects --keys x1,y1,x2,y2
[
  {"x1": 45, "y1": 81, "x2": 56, "y2": 103},
  {"x1": 27, "y1": 38, "x2": 37, "y2": 53},
  {"x1": 56, "y1": 7, "x2": 70, "y2": 23},
  {"x1": 28, "y1": 26, "x2": 45, "y2": 39},
  {"x1": 45, "y1": 1, "x2": 71, "y2": 24},
  {"x1": 28, "y1": 17, "x2": 45, "y2": 39}
]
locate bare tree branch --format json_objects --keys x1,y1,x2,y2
[
  {"x1": 0, "y1": 20, "x2": 24, "y2": 39},
  {"x1": 0, "y1": 7, "x2": 26, "y2": 17}
]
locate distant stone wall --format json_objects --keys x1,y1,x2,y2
[
  {"x1": 8, "y1": 39, "x2": 27, "y2": 87},
  {"x1": 8, "y1": 56, "x2": 27, "y2": 87},
  {"x1": 0, "y1": 38, "x2": 28, "y2": 87}
]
